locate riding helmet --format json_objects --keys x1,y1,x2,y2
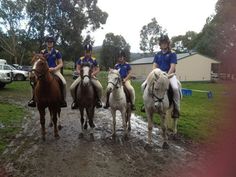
[
  {"x1": 118, "y1": 50, "x2": 126, "y2": 58},
  {"x1": 45, "y1": 36, "x2": 55, "y2": 43},
  {"x1": 159, "y1": 34, "x2": 170, "y2": 45},
  {"x1": 84, "y1": 44, "x2": 93, "y2": 51}
]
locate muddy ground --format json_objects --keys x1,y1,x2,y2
[{"x1": 0, "y1": 91, "x2": 206, "y2": 177}]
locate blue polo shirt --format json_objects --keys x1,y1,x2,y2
[
  {"x1": 41, "y1": 48, "x2": 62, "y2": 68},
  {"x1": 114, "y1": 62, "x2": 131, "y2": 79},
  {"x1": 76, "y1": 56, "x2": 98, "y2": 68},
  {"x1": 153, "y1": 51, "x2": 177, "y2": 72}
]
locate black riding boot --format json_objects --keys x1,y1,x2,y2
[
  {"x1": 60, "y1": 86, "x2": 67, "y2": 108},
  {"x1": 103, "y1": 92, "x2": 110, "y2": 109},
  {"x1": 28, "y1": 85, "x2": 36, "y2": 107}
]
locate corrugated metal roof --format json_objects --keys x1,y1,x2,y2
[{"x1": 130, "y1": 52, "x2": 196, "y2": 65}]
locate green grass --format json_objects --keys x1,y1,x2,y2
[{"x1": 0, "y1": 102, "x2": 26, "y2": 154}]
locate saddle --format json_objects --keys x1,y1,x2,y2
[{"x1": 122, "y1": 83, "x2": 132, "y2": 104}]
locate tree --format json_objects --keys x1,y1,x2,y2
[
  {"x1": 171, "y1": 31, "x2": 198, "y2": 53},
  {"x1": 194, "y1": 0, "x2": 236, "y2": 73},
  {"x1": 0, "y1": 0, "x2": 27, "y2": 64},
  {"x1": 100, "y1": 33, "x2": 130, "y2": 70},
  {"x1": 26, "y1": 0, "x2": 108, "y2": 61},
  {"x1": 139, "y1": 18, "x2": 165, "y2": 54}
]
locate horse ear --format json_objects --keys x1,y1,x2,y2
[{"x1": 154, "y1": 72, "x2": 159, "y2": 80}]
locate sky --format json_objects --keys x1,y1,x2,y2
[{"x1": 89, "y1": 0, "x2": 218, "y2": 53}]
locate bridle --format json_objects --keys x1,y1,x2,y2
[
  {"x1": 149, "y1": 79, "x2": 166, "y2": 104},
  {"x1": 108, "y1": 73, "x2": 121, "y2": 89}
]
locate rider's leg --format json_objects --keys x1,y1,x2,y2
[
  {"x1": 55, "y1": 71, "x2": 67, "y2": 107},
  {"x1": 28, "y1": 73, "x2": 36, "y2": 107},
  {"x1": 125, "y1": 80, "x2": 136, "y2": 111},
  {"x1": 169, "y1": 75, "x2": 180, "y2": 118},
  {"x1": 70, "y1": 77, "x2": 81, "y2": 109},
  {"x1": 91, "y1": 78, "x2": 103, "y2": 108}
]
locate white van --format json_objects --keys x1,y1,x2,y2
[{"x1": 0, "y1": 59, "x2": 7, "y2": 64}]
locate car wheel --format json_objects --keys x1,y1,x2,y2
[{"x1": 15, "y1": 74, "x2": 25, "y2": 81}]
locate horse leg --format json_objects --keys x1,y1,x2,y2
[
  {"x1": 111, "y1": 109, "x2": 116, "y2": 137},
  {"x1": 121, "y1": 109, "x2": 128, "y2": 139},
  {"x1": 49, "y1": 111, "x2": 53, "y2": 127},
  {"x1": 160, "y1": 113, "x2": 169, "y2": 149},
  {"x1": 39, "y1": 108, "x2": 46, "y2": 141},
  {"x1": 79, "y1": 108, "x2": 84, "y2": 138},
  {"x1": 126, "y1": 105, "x2": 131, "y2": 131},
  {"x1": 86, "y1": 107, "x2": 95, "y2": 141},
  {"x1": 146, "y1": 109, "x2": 153, "y2": 144},
  {"x1": 57, "y1": 108, "x2": 62, "y2": 130},
  {"x1": 52, "y1": 109, "x2": 59, "y2": 139}
]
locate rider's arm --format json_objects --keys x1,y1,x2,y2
[
  {"x1": 152, "y1": 62, "x2": 159, "y2": 69},
  {"x1": 92, "y1": 66, "x2": 100, "y2": 76},
  {"x1": 76, "y1": 64, "x2": 81, "y2": 75},
  {"x1": 124, "y1": 70, "x2": 132, "y2": 82},
  {"x1": 49, "y1": 59, "x2": 63, "y2": 72},
  {"x1": 168, "y1": 63, "x2": 176, "y2": 75}
]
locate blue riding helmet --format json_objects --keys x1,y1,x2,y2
[{"x1": 84, "y1": 44, "x2": 92, "y2": 51}]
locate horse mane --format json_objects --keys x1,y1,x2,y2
[{"x1": 146, "y1": 68, "x2": 169, "y2": 90}]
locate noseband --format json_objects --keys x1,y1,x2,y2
[{"x1": 108, "y1": 75, "x2": 121, "y2": 89}]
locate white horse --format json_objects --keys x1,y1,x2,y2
[
  {"x1": 143, "y1": 68, "x2": 181, "y2": 149},
  {"x1": 106, "y1": 69, "x2": 131, "y2": 138}
]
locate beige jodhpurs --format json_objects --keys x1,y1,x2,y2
[{"x1": 70, "y1": 76, "x2": 103, "y2": 101}]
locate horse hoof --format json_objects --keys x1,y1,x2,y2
[
  {"x1": 79, "y1": 133, "x2": 84, "y2": 139},
  {"x1": 49, "y1": 123, "x2": 53, "y2": 127},
  {"x1": 124, "y1": 134, "x2": 129, "y2": 141},
  {"x1": 58, "y1": 125, "x2": 63, "y2": 130},
  {"x1": 173, "y1": 134, "x2": 180, "y2": 141},
  {"x1": 84, "y1": 124, "x2": 88, "y2": 130},
  {"x1": 128, "y1": 126, "x2": 131, "y2": 131},
  {"x1": 162, "y1": 142, "x2": 170, "y2": 149}
]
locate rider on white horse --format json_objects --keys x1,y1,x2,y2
[
  {"x1": 142, "y1": 34, "x2": 180, "y2": 118},
  {"x1": 70, "y1": 44, "x2": 103, "y2": 109},
  {"x1": 104, "y1": 50, "x2": 136, "y2": 111}
]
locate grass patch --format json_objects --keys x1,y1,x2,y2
[{"x1": 0, "y1": 102, "x2": 26, "y2": 154}]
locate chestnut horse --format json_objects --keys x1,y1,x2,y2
[
  {"x1": 76, "y1": 63, "x2": 96, "y2": 138},
  {"x1": 31, "y1": 54, "x2": 62, "y2": 140}
]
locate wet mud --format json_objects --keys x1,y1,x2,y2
[{"x1": 1, "y1": 94, "x2": 204, "y2": 177}]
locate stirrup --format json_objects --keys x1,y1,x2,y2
[{"x1": 28, "y1": 99, "x2": 36, "y2": 107}]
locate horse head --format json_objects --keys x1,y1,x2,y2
[
  {"x1": 107, "y1": 68, "x2": 122, "y2": 93},
  {"x1": 31, "y1": 53, "x2": 49, "y2": 80},
  {"x1": 147, "y1": 68, "x2": 170, "y2": 108},
  {"x1": 80, "y1": 62, "x2": 92, "y2": 86}
]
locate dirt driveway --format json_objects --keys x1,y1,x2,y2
[{"x1": 1, "y1": 90, "x2": 204, "y2": 177}]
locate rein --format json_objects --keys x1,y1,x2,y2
[
  {"x1": 108, "y1": 78, "x2": 120, "y2": 89},
  {"x1": 150, "y1": 80, "x2": 165, "y2": 103}
]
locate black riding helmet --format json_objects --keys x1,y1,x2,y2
[
  {"x1": 45, "y1": 36, "x2": 55, "y2": 43},
  {"x1": 84, "y1": 44, "x2": 92, "y2": 51},
  {"x1": 159, "y1": 34, "x2": 170, "y2": 45}
]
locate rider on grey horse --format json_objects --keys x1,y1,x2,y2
[
  {"x1": 70, "y1": 44, "x2": 103, "y2": 109},
  {"x1": 141, "y1": 34, "x2": 180, "y2": 118},
  {"x1": 104, "y1": 50, "x2": 136, "y2": 111}
]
